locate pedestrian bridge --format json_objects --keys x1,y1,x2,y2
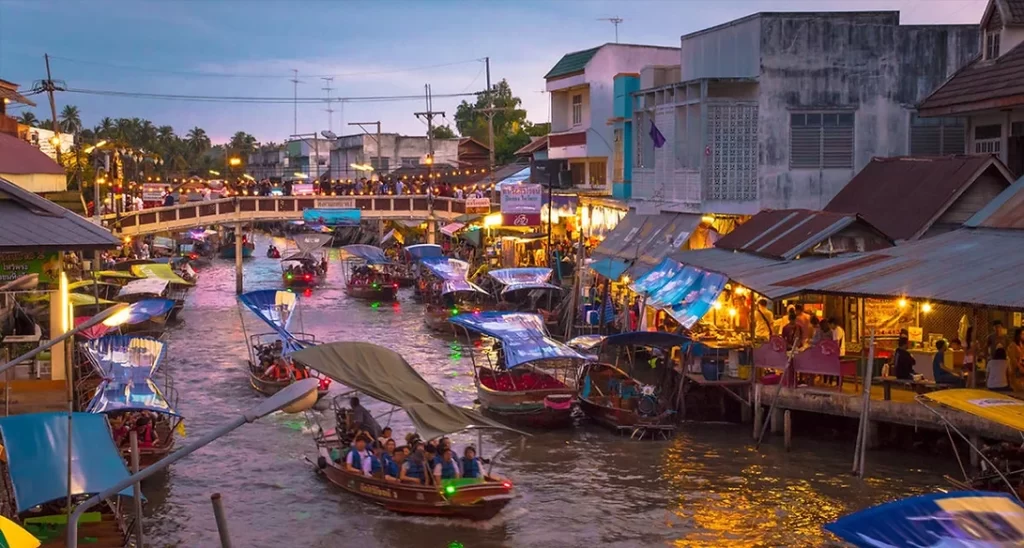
[{"x1": 101, "y1": 195, "x2": 478, "y2": 237}]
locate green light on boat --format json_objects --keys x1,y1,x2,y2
[
  {"x1": 444, "y1": 484, "x2": 456, "y2": 495},
  {"x1": 371, "y1": 302, "x2": 380, "y2": 309},
  {"x1": 286, "y1": 274, "x2": 293, "y2": 280},
  {"x1": 450, "y1": 308, "x2": 458, "y2": 316}
]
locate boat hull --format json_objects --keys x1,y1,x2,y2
[
  {"x1": 345, "y1": 284, "x2": 397, "y2": 301},
  {"x1": 476, "y1": 372, "x2": 575, "y2": 429},
  {"x1": 577, "y1": 363, "x2": 675, "y2": 439},
  {"x1": 316, "y1": 449, "x2": 513, "y2": 521},
  {"x1": 284, "y1": 274, "x2": 326, "y2": 288},
  {"x1": 220, "y1": 245, "x2": 254, "y2": 259},
  {"x1": 249, "y1": 371, "x2": 329, "y2": 400}
]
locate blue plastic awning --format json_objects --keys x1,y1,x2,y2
[
  {"x1": 88, "y1": 379, "x2": 180, "y2": 417},
  {"x1": 238, "y1": 290, "x2": 297, "y2": 332},
  {"x1": 449, "y1": 311, "x2": 586, "y2": 367},
  {"x1": 122, "y1": 298, "x2": 175, "y2": 325},
  {"x1": 488, "y1": 268, "x2": 561, "y2": 294},
  {"x1": 404, "y1": 244, "x2": 443, "y2": 261},
  {"x1": 825, "y1": 491, "x2": 1024, "y2": 547},
  {"x1": 82, "y1": 335, "x2": 166, "y2": 382},
  {"x1": 630, "y1": 258, "x2": 727, "y2": 329},
  {"x1": 0, "y1": 412, "x2": 136, "y2": 513},
  {"x1": 421, "y1": 257, "x2": 489, "y2": 295},
  {"x1": 341, "y1": 244, "x2": 391, "y2": 265},
  {"x1": 589, "y1": 255, "x2": 631, "y2": 281}
]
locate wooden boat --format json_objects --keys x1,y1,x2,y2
[
  {"x1": 419, "y1": 257, "x2": 494, "y2": 333},
  {"x1": 293, "y1": 341, "x2": 522, "y2": 521},
  {"x1": 282, "y1": 233, "x2": 332, "y2": 288},
  {"x1": 573, "y1": 331, "x2": 695, "y2": 440},
  {"x1": 247, "y1": 332, "x2": 330, "y2": 399},
  {"x1": 219, "y1": 231, "x2": 255, "y2": 259},
  {"x1": 341, "y1": 245, "x2": 399, "y2": 301},
  {"x1": 451, "y1": 311, "x2": 585, "y2": 429}
]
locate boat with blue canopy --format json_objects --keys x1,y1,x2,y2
[
  {"x1": 397, "y1": 244, "x2": 443, "y2": 289},
  {"x1": 825, "y1": 491, "x2": 1024, "y2": 547},
  {"x1": 576, "y1": 331, "x2": 705, "y2": 440},
  {"x1": 237, "y1": 290, "x2": 331, "y2": 398},
  {"x1": 0, "y1": 412, "x2": 136, "y2": 545},
  {"x1": 487, "y1": 267, "x2": 563, "y2": 313},
  {"x1": 450, "y1": 311, "x2": 586, "y2": 429},
  {"x1": 420, "y1": 257, "x2": 493, "y2": 333},
  {"x1": 282, "y1": 233, "x2": 332, "y2": 288},
  {"x1": 341, "y1": 245, "x2": 398, "y2": 301}
]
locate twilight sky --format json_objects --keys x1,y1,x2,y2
[{"x1": 0, "y1": 0, "x2": 986, "y2": 145}]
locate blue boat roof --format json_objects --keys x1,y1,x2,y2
[
  {"x1": 88, "y1": 379, "x2": 180, "y2": 417},
  {"x1": 82, "y1": 335, "x2": 166, "y2": 382},
  {"x1": 421, "y1": 257, "x2": 489, "y2": 295},
  {"x1": 404, "y1": 244, "x2": 443, "y2": 260},
  {"x1": 0, "y1": 412, "x2": 136, "y2": 513},
  {"x1": 342, "y1": 244, "x2": 390, "y2": 265},
  {"x1": 825, "y1": 491, "x2": 1024, "y2": 547},
  {"x1": 489, "y1": 268, "x2": 561, "y2": 294},
  {"x1": 450, "y1": 311, "x2": 586, "y2": 368},
  {"x1": 238, "y1": 290, "x2": 310, "y2": 354},
  {"x1": 123, "y1": 298, "x2": 175, "y2": 325}
]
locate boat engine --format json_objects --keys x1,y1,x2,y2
[{"x1": 637, "y1": 385, "x2": 658, "y2": 417}]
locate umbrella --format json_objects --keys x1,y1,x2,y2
[{"x1": 0, "y1": 515, "x2": 40, "y2": 548}]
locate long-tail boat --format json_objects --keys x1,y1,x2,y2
[
  {"x1": 237, "y1": 290, "x2": 331, "y2": 398},
  {"x1": 282, "y1": 233, "x2": 332, "y2": 288},
  {"x1": 487, "y1": 267, "x2": 563, "y2": 312},
  {"x1": 420, "y1": 257, "x2": 492, "y2": 333},
  {"x1": 450, "y1": 311, "x2": 585, "y2": 429},
  {"x1": 402, "y1": 244, "x2": 444, "y2": 292},
  {"x1": 293, "y1": 341, "x2": 523, "y2": 521},
  {"x1": 340, "y1": 244, "x2": 399, "y2": 301}
]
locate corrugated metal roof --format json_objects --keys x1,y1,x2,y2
[
  {"x1": 824, "y1": 155, "x2": 1008, "y2": 241},
  {"x1": 545, "y1": 46, "x2": 601, "y2": 79},
  {"x1": 594, "y1": 211, "x2": 702, "y2": 276},
  {"x1": 515, "y1": 137, "x2": 548, "y2": 156},
  {"x1": 714, "y1": 209, "x2": 859, "y2": 259},
  {"x1": 768, "y1": 228, "x2": 1024, "y2": 309},
  {"x1": 918, "y1": 39, "x2": 1024, "y2": 115},
  {"x1": 0, "y1": 177, "x2": 120, "y2": 251},
  {"x1": 965, "y1": 174, "x2": 1024, "y2": 229}
]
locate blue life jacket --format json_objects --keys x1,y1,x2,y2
[
  {"x1": 348, "y1": 449, "x2": 366, "y2": 470},
  {"x1": 383, "y1": 454, "x2": 399, "y2": 477},
  {"x1": 369, "y1": 454, "x2": 383, "y2": 474},
  {"x1": 405, "y1": 458, "x2": 426, "y2": 481},
  {"x1": 439, "y1": 459, "x2": 458, "y2": 480},
  {"x1": 461, "y1": 457, "x2": 481, "y2": 479}
]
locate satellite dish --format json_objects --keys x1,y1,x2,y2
[{"x1": 320, "y1": 130, "x2": 337, "y2": 140}]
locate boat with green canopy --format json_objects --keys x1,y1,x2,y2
[{"x1": 293, "y1": 341, "x2": 523, "y2": 521}]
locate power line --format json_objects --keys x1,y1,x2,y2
[
  {"x1": 58, "y1": 86, "x2": 481, "y2": 104},
  {"x1": 45, "y1": 54, "x2": 487, "y2": 80}
]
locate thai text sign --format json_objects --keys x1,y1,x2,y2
[
  {"x1": 465, "y1": 197, "x2": 491, "y2": 214},
  {"x1": 302, "y1": 208, "x2": 361, "y2": 226},
  {"x1": 0, "y1": 251, "x2": 60, "y2": 283},
  {"x1": 500, "y1": 183, "x2": 542, "y2": 226},
  {"x1": 316, "y1": 198, "x2": 356, "y2": 209}
]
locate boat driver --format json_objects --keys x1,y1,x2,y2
[{"x1": 348, "y1": 397, "x2": 383, "y2": 439}]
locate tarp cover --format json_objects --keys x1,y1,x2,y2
[
  {"x1": 341, "y1": 244, "x2": 390, "y2": 265},
  {"x1": 0, "y1": 412, "x2": 135, "y2": 513},
  {"x1": 403, "y1": 244, "x2": 443, "y2": 260},
  {"x1": 121, "y1": 298, "x2": 175, "y2": 324},
  {"x1": 282, "y1": 251, "x2": 320, "y2": 263},
  {"x1": 94, "y1": 270, "x2": 137, "y2": 279},
  {"x1": 290, "y1": 342, "x2": 521, "y2": 440},
  {"x1": 238, "y1": 290, "x2": 297, "y2": 333},
  {"x1": 117, "y1": 278, "x2": 169, "y2": 297},
  {"x1": 293, "y1": 233, "x2": 333, "y2": 253},
  {"x1": 630, "y1": 258, "x2": 727, "y2": 329},
  {"x1": 825, "y1": 491, "x2": 1024, "y2": 547},
  {"x1": 88, "y1": 378, "x2": 180, "y2": 417},
  {"x1": 420, "y1": 257, "x2": 488, "y2": 295},
  {"x1": 567, "y1": 334, "x2": 606, "y2": 352},
  {"x1": 488, "y1": 268, "x2": 561, "y2": 294},
  {"x1": 922, "y1": 389, "x2": 1024, "y2": 431},
  {"x1": 131, "y1": 263, "x2": 193, "y2": 286},
  {"x1": 449, "y1": 311, "x2": 586, "y2": 368},
  {"x1": 81, "y1": 335, "x2": 166, "y2": 382},
  {"x1": 589, "y1": 256, "x2": 631, "y2": 281}
]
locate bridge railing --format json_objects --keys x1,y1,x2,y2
[{"x1": 101, "y1": 195, "x2": 483, "y2": 234}]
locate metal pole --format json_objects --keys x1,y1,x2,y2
[
  {"x1": 547, "y1": 180, "x2": 553, "y2": 268},
  {"x1": 66, "y1": 402, "x2": 72, "y2": 516},
  {"x1": 485, "y1": 57, "x2": 495, "y2": 185},
  {"x1": 377, "y1": 122, "x2": 382, "y2": 177},
  {"x1": 211, "y1": 493, "x2": 233, "y2": 548},
  {"x1": 129, "y1": 430, "x2": 145, "y2": 547},
  {"x1": 234, "y1": 223, "x2": 243, "y2": 295}
]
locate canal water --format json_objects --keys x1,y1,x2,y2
[{"x1": 143, "y1": 234, "x2": 955, "y2": 548}]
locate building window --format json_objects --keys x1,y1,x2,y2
[
  {"x1": 369, "y1": 157, "x2": 390, "y2": 171},
  {"x1": 400, "y1": 157, "x2": 419, "y2": 168},
  {"x1": 590, "y1": 159, "x2": 607, "y2": 186},
  {"x1": 910, "y1": 113, "x2": 966, "y2": 155},
  {"x1": 1012, "y1": 122, "x2": 1024, "y2": 137},
  {"x1": 986, "y1": 31, "x2": 1001, "y2": 60},
  {"x1": 571, "y1": 94, "x2": 583, "y2": 126},
  {"x1": 975, "y1": 124, "x2": 1002, "y2": 154},
  {"x1": 790, "y1": 112, "x2": 854, "y2": 169},
  {"x1": 613, "y1": 129, "x2": 624, "y2": 183}
]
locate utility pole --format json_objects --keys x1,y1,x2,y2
[
  {"x1": 348, "y1": 122, "x2": 382, "y2": 175},
  {"x1": 414, "y1": 84, "x2": 445, "y2": 181},
  {"x1": 321, "y1": 77, "x2": 335, "y2": 133},
  {"x1": 473, "y1": 58, "x2": 507, "y2": 185},
  {"x1": 41, "y1": 54, "x2": 65, "y2": 161},
  {"x1": 598, "y1": 17, "x2": 624, "y2": 43},
  {"x1": 290, "y1": 69, "x2": 300, "y2": 135}
]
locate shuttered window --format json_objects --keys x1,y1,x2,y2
[
  {"x1": 910, "y1": 113, "x2": 966, "y2": 155},
  {"x1": 790, "y1": 112, "x2": 854, "y2": 169}
]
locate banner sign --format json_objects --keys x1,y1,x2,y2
[
  {"x1": 465, "y1": 197, "x2": 491, "y2": 214},
  {"x1": 142, "y1": 184, "x2": 164, "y2": 202},
  {"x1": 292, "y1": 183, "x2": 315, "y2": 195},
  {"x1": 0, "y1": 251, "x2": 61, "y2": 283},
  {"x1": 500, "y1": 183, "x2": 542, "y2": 226},
  {"x1": 317, "y1": 198, "x2": 356, "y2": 209},
  {"x1": 302, "y1": 208, "x2": 361, "y2": 226}
]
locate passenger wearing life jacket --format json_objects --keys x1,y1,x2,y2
[
  {"x1": 345, "y1": 434, "x2": 373, "y2": 477},
  {"x1": 399, "y1": 440, "x2": 428, "y2": 484},
  {"x1": 433, "y1": 447, "x2": 461, "y2": 482},
  {"x1": 135, "y1": 415, "x2": 158, "y2": 448},
  {"x1": 382, "y1": 439, "x2": 400, "y2": 482},
  {"x1": 368, "y1": 441, "x2": 385, "y2": 478},
  {"x1": 461, "y1": 446, "x2": 482, "y2": 479}
]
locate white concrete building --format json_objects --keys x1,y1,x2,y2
[
  {"x1": 544, "y1": 43, "x2": 680, "y2": 194},
  {"x1": 630, "y1": 11, "x2": 979, "y2": 215},
  {"x1": 328, "y1": 134, "x2": 459, "y2": 180}
]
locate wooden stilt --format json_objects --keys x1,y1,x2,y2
[{"x1": 784, "y1": 410, "x2": 792, "y2": 451}]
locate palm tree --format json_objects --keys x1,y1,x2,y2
[
  {"x1": 59, "y1": 105, "x2": 82, "y2": 134},
  {"x1": 186, "y1": 127, "x2": 211, "y2": 156},
  {"x1": 16, "y1": 112, "x2": 38, "y2": 126},
  {"x1": 96, "y1": 117, "x2": 115, "y2": 138}
]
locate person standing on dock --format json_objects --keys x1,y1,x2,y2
[{"x1": 754, "y1": 299, "x2": 774, "y2": 341}]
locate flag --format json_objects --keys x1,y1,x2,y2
[{"x1": 649, "y1": 121, "x2": 666, "y2": 149}]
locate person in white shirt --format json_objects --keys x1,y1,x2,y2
[
  {"x1": 829, "y1": 317, "x2": 846, "y2": 356},
  {"x1": 754, "y1": 298, "x2": 775, "y2": 340},
  {"x1": 345, "y1": 435, "x2": 374, "y2": 477}
]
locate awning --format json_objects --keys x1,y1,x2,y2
[
  {"x1": 588, "y1": 256, "x2": 631, "y2": 281},
  {"x1": 591, "y1": 211, "x2": 701, "y2": 278},
  {"x1": 0, "y1": 412, "x2": 135, "y2": 513},
  {"x1": 341, "y1": 244, "x2": 390, "y2": 264},
  {"x1": 449, "y1": 311, "x2": 587, "y2": 367},
  {"x1": 290, "y1": 342, "x2": 522, "y2": 440},
  {"x1": 238, "y1": 290, "x2": 298, "y2": 334},
  {"x1": 495, "y1": 166, "x2": 531, "y2": 188},
  {"x1": 630, "y1": 258, "x2": 728, "y2": 329},
  {"x1": 420, "y1": 257, "x2": 489, "y2": 295},
  {"x1": 120, "y1": 298, "x2": 175, "y2": 324},
  {"x1": 81, "y1": 335, "x2": 166, "y2": 382},
  {"x1": 488, "y1": 268, "x2": 561, "y2": 294},
  {"x1": 440, "y1": 222, "x2": 465, "y2": 237},
  {"x1": 94, "y1": 270, "x2": 137, "y2": 280},
  {"x1": 118, "y1": 278, "x2": 169, "y2": 297},
  {"x1": 88, "y1": 379, "x2": 180, "y2": 417},
  {"x1": 922, "y1": 389, "x2": 1024, "y2": 431},
  {"x1": 403, "y1": 244, "x2": 443, "y2": 260},
  {"x1": 397, "y1": 220, "x2": 423, "y2": 228},
  {"x1": 131, "y1": 263, "x2": 193, "y2": 286}
]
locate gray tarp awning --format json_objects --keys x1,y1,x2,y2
[
  {"x1": 291, "y1": 342, "x2": 524, "y2": 440},
  {"x1": 592, "y1": 211, "x2": 702, "y2": 278}
]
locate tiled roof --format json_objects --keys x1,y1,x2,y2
[
  {"x1": 714, "y1": 209, "x2": 873, "y2": 260},
  {"x1": 515, "y1": 137, "x2": 548, "y2": 156},
  {"x1": 0, "y1": 132, "x2": 63, "y2": 175},
  {"x1": 917, "y1": 40, "x2": 1024, "y2": 115},
  {"x1": 0, "y1": 177, "x2": 120, "y2": 251},
  {"x1": 1005, "y1": 0, "x2": 1024, "y2": 23},
  {"x1": 0, "y1": 80, "x2": 35, "y2": 107},
  {"x1": 824, "y1": 155, "x2": 1010, "y2": 241},
  {"x1": 545, "y1": 47, "x2": 601, "y2": 80}
]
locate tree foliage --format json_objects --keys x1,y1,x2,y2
[
  {"x1": 430, "y1": 125, "x2": 457, "y2": 140},
  {"x1": 453, "y1": 79, "x2": 545, "y2": 164}
]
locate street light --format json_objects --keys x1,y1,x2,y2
[
  {"x1": 67, "y1": 377, "x2": 320, "y2": 547},
  {"x1": 228, "y1": 157, "x2": 242, "y2": 167}
]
